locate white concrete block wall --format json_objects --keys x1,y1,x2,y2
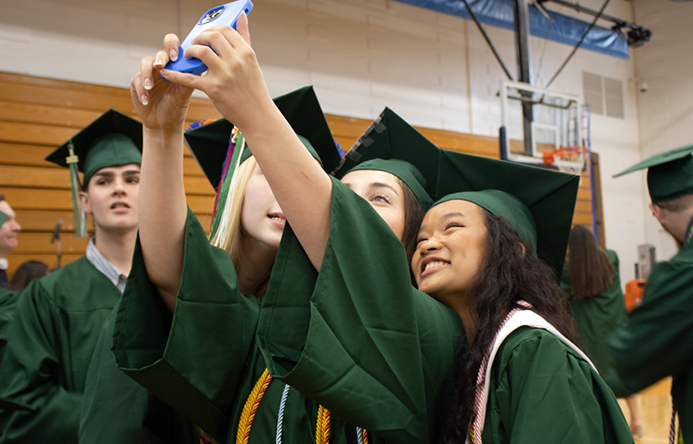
[
  {"x1": 0, "y1": 0, "x2": 651, "y2": 281},
  {"x1": 632, "y1": 0, "x2": 693, "y2": 263}
]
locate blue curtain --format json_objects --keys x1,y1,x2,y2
[{"x1": 393, "y1": 0, "x2": 629, "y2": 59}]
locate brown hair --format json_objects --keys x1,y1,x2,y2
[
  {"x1": 11, "y1": 260, "x2": 49, "y2": 292},
  {"x1": 567, "y1": 225, "x2": 613, "y2": 298},
  {"x1": 654, "y1": 193, "x2": 693, "y2": 213},
  {"x1": 396, "y1": 177, "x2": 425, "y2": 264}
]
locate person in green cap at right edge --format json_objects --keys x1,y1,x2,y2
[
  {"x1": 608, "y1": 144, "x2": 693, "y2": 444},
  {"x1": 0, "y1": 109, "x2": 145, "y2": 442}
]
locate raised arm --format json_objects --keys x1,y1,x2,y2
[
  {"x1": 158, "y1": 14, "x2": 333, "y2": 270},
  {"x1": 131, "y1": 40, "x2": 194, "y2": 311}
]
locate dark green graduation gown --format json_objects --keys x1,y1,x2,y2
[
  {"x1": 0, "y1": 257, "x2": 120, "y2": 443},
  {"x1": 561, "y1": 249, "x2": 628, "y2": 386},
  {"x1": 80, "y1": 299, "x2": 194, "y2": 444},
  {"x1": 256, "y1": 178, "x2": 464, "y2": 444},
  {"x1": 483, "y1": 327, "x2": 633, "y2": 444},
  {"x1": 608, "y1": 237, "x2": 693, "y2": 442},
  {"x1": 0, "y1": 287, "x2": 19, "y2": 366},
  {"x1": 112, "y1": 208, "x2": 355, "y2": 444}
]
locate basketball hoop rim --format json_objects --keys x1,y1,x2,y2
[{"x1": 542, "y1": 146, "x2": 589, "y2": 166}]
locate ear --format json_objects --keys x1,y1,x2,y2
[
  {"x1": 517, "y1": 242, "x2": 527, "y2": 256},
  {"x1": 649, "y1": 202, "x2": 666, "y2": 225},
  {"x1": 78, "y1": 190, "x2": 92, "y2": 214}
]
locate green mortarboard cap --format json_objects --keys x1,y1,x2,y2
[
  {"x1": 185, "y1": 86, "x2": 341, "y2": 189},
  {"x1": 45, "y1": 109, "x2": 143, "y2": 186},
  {"x1": 432, "y1": 151, "x2": 580, "y2": 278},
  {"x1": 0, "y1": 211, "x2": 7, "y2": 226},
  {"x1": 336, "y1": 108, "x2": 440, "y2": 210},
  {"x1": 613, "y1": 144, "x2": 693, "y2": 202}
]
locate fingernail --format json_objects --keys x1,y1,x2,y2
[
  {"x1": 161, "y1": 69, "x2": 170, "y2": 76},
  {"x1": 170, "y1": 49, "x2": 178, "y2": 62},
  {"x1": 143, "y1": 78, "x2": 153, "y2": 90},
  {"x1": 154, "y1": 58, "x2": 164, "y2": 67},
  {"x1": 141, "y1": 94, "x2": 149, "y2": 106}
]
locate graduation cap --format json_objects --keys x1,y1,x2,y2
[
  {"x1": 0, "y1": 211, "x2": 7, "y2": 226},
  {"x1": 184, "y1": 86, "x2": 341, "y2": 239},
  {"x1": 46, "y1": 109, "x2": 143, "y2": 186},
  {"x1": 613, "y1": 144, "x2": 693, "y2": 202},
  {"x1": 432, "y1": 151, "x2": 581, "y2": 278},
  {"x1": 45, "y1": 109, "x2": 143, "y2": 238},
  {"x1": 185, "y1": 86, "x2": 341, "y2": 190},
  {"x1": 336, "y1": 108, "x2": 440, "y2": 210}
]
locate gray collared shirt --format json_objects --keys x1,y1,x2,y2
[{"x1": 85, "y1": 237, "x2": 127, "y2": 294}]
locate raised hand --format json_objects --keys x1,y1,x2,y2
[
  {"x1": 156, "y1": 13, "x2": 274, "y2": 135},
  {"x1": 131, "y1": 34, "x2": 194, "y2": 133}
]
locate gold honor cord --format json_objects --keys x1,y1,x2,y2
[
  {"x1": 236, "y1": 368, "x2": 273, "y2": 444},
  {"x1": 358, "y1": 427, "x2": 369, "y2": 444},
  {"x1": 315, "y1": 405, "x2": 331, "y2": 444},
  {"x1": 235, "y1": 368, "x2": 334, "y2": 444}
]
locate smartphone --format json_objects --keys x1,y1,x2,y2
[{"x1": 165, "y1": 0, "x2": 254, "y2": 76}]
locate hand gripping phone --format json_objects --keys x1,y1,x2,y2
[{"x1": 165, "y1": 0, "x2": 254, "y2": 75}]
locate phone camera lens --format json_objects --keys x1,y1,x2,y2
[{"x1": 202, "y1": 8, "x2": 223, "y2": 23}]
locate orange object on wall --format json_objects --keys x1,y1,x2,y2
[{"x1": 624, "y1": 279, "x2": 647, "y2": 313}]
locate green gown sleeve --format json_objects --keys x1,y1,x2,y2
[
  {"x1": 608, "y1": 248, "x2": 693, "y2": 397},
  {"x1": 0, "y1": 287, "x2": 20, "y2": 366},
  {"x1": 112, "y1": 207, "x2": 261, "y2": 442},
  {"x1": 0, "y1": 279, "x2": 82, "y2": 443},
  {"x1": 257, "y1": 177, "x2": 464, "y2": 444},
  {"x1": 80, "y1": 301, "x2": 195, "y2": 444},
  {"x1": 485, "y1": 328, "x2": 633, "y2": 444}
]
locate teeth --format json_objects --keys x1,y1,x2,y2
[
  {"x1": 424, "y1": 261, "x2": 447, "y2": 271},
  {"x1": 269, "y1": 216, "x2": 283, "y2": 221}
]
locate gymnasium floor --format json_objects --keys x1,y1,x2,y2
[{"x1": 618, "y1": 378, "x2": 675, "y2": 444}]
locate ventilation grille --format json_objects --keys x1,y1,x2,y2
[{"x1": 582, "y1": 72, "x2": 624, "y2": 119}]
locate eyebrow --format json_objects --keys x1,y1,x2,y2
[
  {"x1": 370, "y1": 182, "x2": 399, "y2": 196},
  {"x1": 442, "y1": 211, "x2": 465, "y2": 220},
  {"x1": 418, "y1": 212, "x2": 466, "y2": 233},
  {"x1": 93, "y1": 169, "x2": 141, "y2": 178},
  {"x1": 342, "y1": 181, "x2": 400, "y2": 196}
]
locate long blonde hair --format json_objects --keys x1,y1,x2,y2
[{"x1": 209, "y1": 156, "x2": 258, "y2": 269}]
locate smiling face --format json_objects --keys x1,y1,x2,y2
[
  {"x1": 240, "y1": 163, "x2": 285, "y2": 251},
  {"x1": 0, "y1": 200, "x2": 21, "y2": 258},
  {"x1": 340, "y1": 169, "x2": 406, "y2": 241},
  {"x1": 79, "y1": 163, "x2": 140, "y2": 235},
  {"x1": 412, "y1": 200, "x2": 488, "y2": 310}
]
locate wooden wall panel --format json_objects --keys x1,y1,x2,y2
[
  {"x1": 1, "y1": 71, "x2": 599, "y2": 276},
  {"x1": 0, "y1": 72, "x2": 219, "y2": 274}
]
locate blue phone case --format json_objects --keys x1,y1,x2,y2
[{"x1": 165, "y1": 0, "x2": 254, "y2": 76}]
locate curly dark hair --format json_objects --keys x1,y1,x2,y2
[{"x1": 444, "y1": 210, "x2": 577, "y2": 444}]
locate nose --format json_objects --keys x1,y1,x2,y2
[
  {"x1": 417, "y1": 237, "x2": 442, "y2": 256},
  {"x1": 112, "y1": 177, "x2": 126, "y2": 195},
  {"x1": 12, "y1": 220, "x2": 21, "y2": 232}
]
